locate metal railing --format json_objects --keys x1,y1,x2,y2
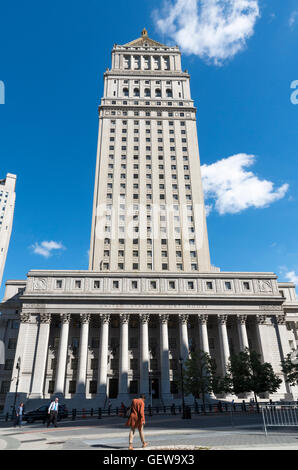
[{"x1": 261, "y1": 404, "x2": 298, "y2": 435}]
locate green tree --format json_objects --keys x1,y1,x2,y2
[
  {"x1": 225, "y1": 349, "x2": 282, "y2": 411},
  {"x1": 181, "y1": 350, "x2": 226, "y2": 408},
  {"x1": 281, "y1": 353, "x2": 298, "y2": 386}
]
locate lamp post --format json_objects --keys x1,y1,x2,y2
[
  {"x1": 179, "y1": 357, "x2": 186, "y2": 419},
  {"x1": 12, "y1": 357, "x2": 21, "y2": 419}
]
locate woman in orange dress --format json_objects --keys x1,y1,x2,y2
[{"x1": 125, "y1": 394, "x2": 148, "y2": 450}]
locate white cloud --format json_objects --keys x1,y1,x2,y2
[
  {"x1": 31, "y1": 240, "x2": 65, "y2": 258},
  {"x1": 154, "y1": 0, "x2": 260, "y2": 65},
  {"x1": 285, "y1": 271, "x2": 298, "y2": 284},
  {"x1": 289, "y1": 11, "x2": 298, "y2": 30},
  {"x1": 201, "y1": 153, "x2": 289, "y2": 215}
]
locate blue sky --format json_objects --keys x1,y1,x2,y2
[{"x1": 0, "y1": 0, "x2": 297, "y2": 297}]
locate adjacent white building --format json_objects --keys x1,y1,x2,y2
[
  {"x1": 0, "y1": 31, "x2": 297, "y2": 412},
  {"x1": 0, "y1": 173, "x2": 16, "y2": 288}
]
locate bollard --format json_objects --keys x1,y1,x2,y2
[
  {"x1": 72, "y1": 409, "x2": 76, "y2": 421},
  {"x1": 98, "y1": 408, "x2": 102, "y2": 419},
  {"x1": 5, "y1": 412, "x2": 8, "y2": 422},
  {"x1": 242, "y1": 400, "x2": 246, "y2": 412},
  {"x1": 91, "y1": 408, "x2": 94, "y2": 417},
  {"x1": 82, "y1": 408, "x2": 86, "y2": 419}
]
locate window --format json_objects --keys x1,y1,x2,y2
[
  {"x1": 130, "y1": 359, "x2": 138, "y2": 370},
  {"x1": 48, "y1": 381, "x2": 55, "y2": 394},
  {"x1": 8, "y1": 338, "x2": 17, "y2": 349},
  {"x1": 188, "y1": 281, "x2": 194, "y2": 289},
  {"x1": 225, "y1": 281, "x2": 232, "y2": 290},
  {"x1": 206, "y1": 281, "x2": 213, "y2": 290},
  {"x1": 129, "y1": 380, "x2": 138, "y2": 394},
  {"x1": 170, "y1": 381, "x2": 178, "y2": 394},
  {"x1": 131, "y1": 280, "x2": 138, "y2": 289},
  {"x1": 150, "y1": 281, "x2": 157, "y2": 289},
  {"x1": 243, "y1": 282, "x2": 250, "y2": 290},
  {"x1": 56, "y1": 280, "x2": 62, "y2": 289},
  {"x1": 113, "y1": 280, "x2": 119, "y2": 289},
  {"x1": 169, "y1": 281, "x2": 176, "y2": 290},
  {"x1": 129, "y1": 337, "x2": 138, "y2": 349},
  {"x1": 89, "y1": 380, "x2": 97, "y2": 394},
  {"x1": 91, "y1": 338, "x2": 99, "y2": 348},
  {"x1": 4, "y1": 359, "x2": 13, "y2": 370}
]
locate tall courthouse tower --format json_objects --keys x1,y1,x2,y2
[{"x1": 89, "y1": 29, "x2": 211, "y2": 273}]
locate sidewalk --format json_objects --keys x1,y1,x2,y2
[{"x1": 1, "y1": 414, "x2": 298, "y2": 450}]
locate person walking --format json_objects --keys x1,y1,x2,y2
[
  {"x1": 125, "y1": 394, "x2": 148, "y2": 450},
  {"x1": 47, "y1": 397, "x2": 59, "y2": 427},
  {"x1": 14, "y1": 402, "x2": 24, "y2": 428}
]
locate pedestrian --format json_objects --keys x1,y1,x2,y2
[
  {"x1": 125, "y1": 394, "x2": 148, "y2": 450},
  {"x1": 14, "y1": 402, "x2": 24, "y2": 428},
  {"x1": 108, "y1": 400, "x2": 112, "y2": 415},
  {"x1": 47, "y1": 397, "x2": 59, "y2": 427},
  {"x1": 218, "y1": 400, "x2": 223, "y2": 412},
  {"x1": 120, "y1": 401, "x2": 126, "y2": 418}
]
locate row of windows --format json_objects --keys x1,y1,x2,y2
[
  {"x1": 110, "y1": 120, "x2": 186, "y2": 127},
  {"x1": 120, "y1": 88, "x2": 175, "y2": 98},
  {"x1": 109, "y1": 136, "x2": 188, "y2": 144},
  {"x1": 100, "y1": 262, "x2": 198, "y2": 271},
  {"x1": 111, "y1": 128, "x2": 186, "y2": 135},
  {"x1": 105, "y1": 110, "x2": 188, "y2": 118}
]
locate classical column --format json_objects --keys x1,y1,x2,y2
[
  {"x1": 139, "y1": 313, "x2": 150, "y2": 396},
  {"x1": 255, "y1": 315, "x2": 267, "y2": 361},
  {"x1": 75, "y1": 313, "x2": 90, "y2": 397},
  {"x1": 198, "y1": 315, "x2": 210, "y2": 354},
  {"x1": 159, "y1": 314, "x2": 171, "y2": 402},
  {"x1": 7, "y1": 313, "x2": 31, "y2": 395},
  {"x1": 54, "y1": 313, "x2": 71, "y2": 395},
  {"x1": 30, "y1": 313, "x2": 51, "y2": 398},
  {"x1": 96, "y1": 314, "x2": 110, "y2": 403},
  {"x1": 217, "y1": 315, "x2": 230, "y2": 375},
  {"x1": 118, "y1": 314, "x2": 130, "y2": 400},
  {"x1": 179, "y1": 314, "x2": 189, "y2": 362},
  {"x1": 237, "y1": 315, "x2": 249, "y2": 351}
]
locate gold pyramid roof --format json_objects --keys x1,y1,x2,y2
[{"x1": 122, "y1": 28, "x2": 166, "y2": 47}]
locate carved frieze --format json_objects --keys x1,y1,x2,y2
[
  {"x1": 258, "y1": 280, "x2": 273, "y2": 293},
  {"x1": 33, "y1": 278, "x2": 47, "y2": 290}
]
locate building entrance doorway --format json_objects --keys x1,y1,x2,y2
[{"x1": 109, "y1": 379, "x2": 118, "y2": 399}]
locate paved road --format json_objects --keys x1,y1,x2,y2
[{"x1": 1, "y1": 413, "x2": 298, "y2": 450}]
